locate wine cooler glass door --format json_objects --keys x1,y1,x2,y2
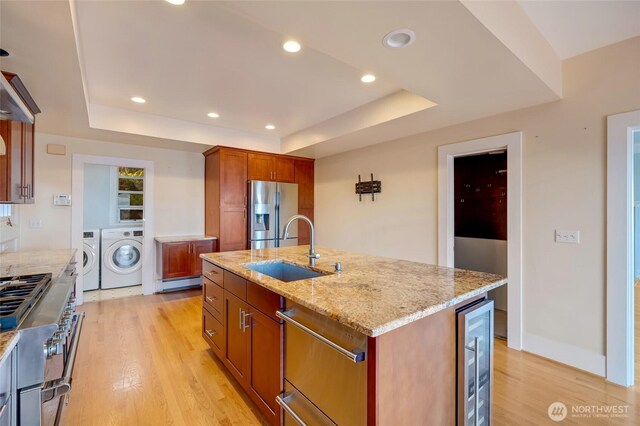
[{"x1": 458, "y1": 300, "x2": 494, "y2": 426}]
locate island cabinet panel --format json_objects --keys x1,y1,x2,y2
[
  {"x1": 203, "y1": 278, "x2": 223, "y2": 322},
  {"x1": 247, "y1": 306, "x2": 283, "y2": 425},
  {"x1": 201, "y1": 260, "x2": 284, "y2": 426},
  {"x1": 202, "y1": 305, "x2": 225, "y2": 360}
]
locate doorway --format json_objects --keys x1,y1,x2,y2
[
  {"x1": 438, "y1": 131, "x2": 523, "y2": 350},
  {"x1": 71, "y1": 154, "x2": 155, "y2": 306},
  {"x1": 606, "y1": 110, "x2": 640, "y2": 386},
  {"x1": 453, "y1": 151, "x2": 508, "y2": 339}
]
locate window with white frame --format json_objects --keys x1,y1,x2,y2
[
  {"x1": 114, "y1": 167, "x2": 144, "y2": 223},
  {"x1": 0, "y1": 204, "x2": 11, "y2": 219}
]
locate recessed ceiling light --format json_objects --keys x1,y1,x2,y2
[
  {"x1": 165, "y1": 0, "x2": 185, "y2": 5},
  {"x1": 265, "y1": 124, "x2": 276, "y2": 130},
  {"x1": 207, "y1": 112, "x2": 220, "y2": 118},
  {"x1": 383, "y1": 29, "x2": 416, "y2": 49},
  {"x1": 283, "y1": 40, "x2": 301, "y2": 53},
  {"x1": 361, "y1": 74, "x2": 376, "y2": 83},
  {"x1": 131, "y1": 96, "x2": 146, "y2": 104}
]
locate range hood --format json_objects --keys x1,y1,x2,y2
[{"x1": 0, "y1": 71, "x2": 38, "y2": 124}]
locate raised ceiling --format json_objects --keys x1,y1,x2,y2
[{"x1": 0, "y1": 1, "x2": 637, "y2": 157}]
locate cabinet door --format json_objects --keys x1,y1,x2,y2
[
  {"x1": 8, "y1": 121, "x2": 23, "y2": 203},
  {"x1": 220, "y1": 149, "x2": 247, "y2": 207},
  {"x1": 0, "y1": 121, "x2": 9, "y2": 201},
  {"x1": 274, "y1": 157, "x2": 295, "y2": 183},
  {"x1": 224, "y1": 291, "x2": 249, "y2": 386},
  {"x1": 248, "y1": 153, "x2": 274, "y2": 181},
  {"x1": 220, "y1": 208, "x2": 247, "y2": 251},
  {"x1": 248, "y1": 306, "x2": 282, "y2": 423},
  {"x1": 21, "y1": 122, "x2": 34, "y2": 203},
  {"x1": 294, "y1": 160, "x2": 314, "y2": 209},
  {"x1": 162, "y1": 242, "x2": 191, "y2": 280},
  {"x1": 190, "y1": 240, "x2": 214, "y2": 276}
]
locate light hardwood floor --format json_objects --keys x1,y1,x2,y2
[{"x1": 64, "y1": 289, "x2": 639, "y2": 425}]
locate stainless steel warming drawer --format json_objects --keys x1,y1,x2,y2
[{"x1": 276, "y1": 301, "x2": 367, "y2": 426}]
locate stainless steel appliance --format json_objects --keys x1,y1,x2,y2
[
  {"x1": 276, "y1": 301, "x2": 367, "y2": 426},
  {"x1": 0, "y1": 265, "x2": 84, "y2": 426},
  {"x1": 248, "y1": 181, "x2": 298, "y2": 249},
  {"x1": 457, "y1": 299, "x2": 494, "y2": 426}
]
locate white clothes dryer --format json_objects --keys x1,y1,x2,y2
[
  {"x1": 101, "y1": 227, "x2": 143, "y2": 289},
  {"x1": 83, "y1": 229, "x2": 100, "y2": 291}
]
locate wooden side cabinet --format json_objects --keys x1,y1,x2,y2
[
  {"x1": 0, "y1": 120, "x2": 35, "y2": 204},
  {"x1": 202, "y1": 260, "x2": 283, "y2": 425},
  {"x1": 160, "y1": 239, "x2": 215, "y2": 280}
]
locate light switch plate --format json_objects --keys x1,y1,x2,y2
[
  {"x1": 555, "y1": 229, "x2": 580, "y2": 244},
  {"x1": 29, "y1": 219, "x2": 42, "y2": 229}
]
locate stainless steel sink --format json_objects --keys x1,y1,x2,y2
[{"x1": 244, "y1": 261, "x2": 331, "y2": 282}]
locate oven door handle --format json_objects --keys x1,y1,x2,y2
[{"x1": 42, "y1": 311, "x2": 85, "y2": 403}]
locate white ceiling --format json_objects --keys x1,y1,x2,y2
[
  {"x1": 0, "y1": 1, "x2": 637, "y2": 157},
  {"x1": 518, "y1": 0, "x2": 640, "y2": 59}
]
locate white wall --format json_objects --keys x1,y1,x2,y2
[
  {"x1": 18, "y1": 133, "x2": 205, "y2": 250},
  {"x1": 315, "y1": 37, "x2": 640, "y2": 373},
  {"x1": 82, "y1": 164, "x2": 111, "y2": 230}
]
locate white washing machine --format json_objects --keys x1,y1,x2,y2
[
  {"x1": 83, "y1": 229, "x2": 100, "y2": 291},
  {"x1": 101, "y1": 227, "x2": 143, "y2": 289}
]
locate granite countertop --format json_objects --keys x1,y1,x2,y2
[
  {"x1": 155, "y1": 235, "x2": 218, "y2": 243},
  {"x1": 0, "y1": 331, "x2": 19, "y2": 364},
  {"x1": 201, "y1": 246, "x2": 507, "y2": 337},
  {"x1": 0, "y1": 249, "x2": 77, "y2": 279}
]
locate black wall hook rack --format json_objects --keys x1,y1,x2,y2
[{"x1": 355, "y1": 173, "x2": 382, "y2": 201}]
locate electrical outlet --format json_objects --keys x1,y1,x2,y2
[
  {"x1": 555, "y1": 229, "x2": 580, "y2": 244},
  {"x1": 29, "y1": 219, "x2": 42, "y2": 229}
]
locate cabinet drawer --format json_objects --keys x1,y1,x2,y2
[
  {"x1": 203, "y1": 278, "x2": 224, "y2": 322},
  {"x1": 203, "y1": 306, "x2": 225, "y2": 359},
  {"x1": 224, "y1": 271, "x2": 247, "y2": 300},
  {"x1": 247, "y1": 280, "x2": 283, "y2": 322},
  {"x1": 202, "y1": 261, "x2": 223, "y2": 286}
]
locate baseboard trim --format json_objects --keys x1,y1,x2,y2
[{"x1": 523, "y1": 332, "x2": 606, "y2": 377}]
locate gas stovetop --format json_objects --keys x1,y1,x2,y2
[{"x1": 0, "y1": 273, "x2": 52, "y2": 330}]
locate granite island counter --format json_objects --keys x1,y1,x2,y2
[
  {"x1": 200, "y1": 245, "x2": 506, "y2": 337},
  {"x1": 199, "y1": 245, "x2": 506, "y2": 425}
]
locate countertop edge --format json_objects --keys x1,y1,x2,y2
[
  {"x1": 155, "y1": 235, "x2": 218, "y2": 243},
  {"x1": 0, "y1": 331, "x2": 20, "y2": 364},
  {"x1": 201, "y1": 254, "x2": 507, "y2": 337}
]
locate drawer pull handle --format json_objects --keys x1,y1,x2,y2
[
  {"x1": 276, "y1": 310, "x2": 365, "y2": 363},
  {"x1": 276, "y1": 394, "x2": 307, "y2": 426},
  {"x1": 205, "y1": 329, "x2": 216, "y2": 338},
  {"x1": 206, "y1": 296, "x2": 217, "y2": 302}
]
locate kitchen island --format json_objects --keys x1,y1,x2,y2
[{"x1": 201, "y1": 246, "x2": 506, "y2": 425}]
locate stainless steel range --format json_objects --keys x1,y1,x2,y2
[{"x1": 0, "y1": 265, "x2": 84, "y2": 426}]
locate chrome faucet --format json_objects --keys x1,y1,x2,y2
[{"x1": 282, "y1": 214, "x2": 320, "y2": 267}]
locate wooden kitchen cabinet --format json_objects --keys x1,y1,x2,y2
[
  {"x1": 248, "y1": 153, "x2": 295, "y2": 183},
  {"x1": 247, "y1": 306, "x2": 282, "y2": 420},
  {"x1": 160, "y1": 239, "x2": 214, "y2": 280},
  {"x1": 0, "y1": 120, "x2": 35, "y2": 204},
  {"x1": 224, "y1": 290, "x2": 249, "y2": 386},
  {"x1": 202, "y1": 261, "x2": 283, "y2": 425},
  {"x1": 204, "y1": 146, "x2": 314, "y2": 252},
  {"x1": 295, "y1": 159, "x2": 315, "y2": 245}
]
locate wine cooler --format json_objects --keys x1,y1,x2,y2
[{"x1": 457, "y1": 299, "x2": 494, "y2": 426}]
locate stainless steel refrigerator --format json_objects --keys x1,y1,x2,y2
[{"x1": 248, "y1": 180, "x2": 299, "y2": 249}]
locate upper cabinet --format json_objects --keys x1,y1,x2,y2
[
  {"x1": 0, "y1": 120, "x2": 35, "y2": 204},
  {"x1": 204, "y1": 146, "x2": 314, "y2": 252},
  {"x1": 248, "y1": 153, "x2": 295, "y2": 183},
  {"x1": 0, "y1": 71, "x2": 40, "y2": 204}
]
